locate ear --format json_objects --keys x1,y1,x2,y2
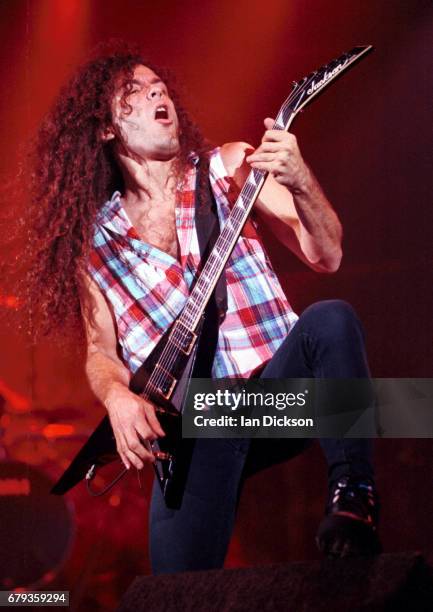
[{"x1": 100, "y1": 126, "x2": 115, "y2": 142}]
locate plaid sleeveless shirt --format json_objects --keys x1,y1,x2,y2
[{"x1": 88, "y1": 148, "x2": 298, "y2": 378}]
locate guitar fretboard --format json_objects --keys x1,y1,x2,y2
[{"x1": 180, "y1": 166, "x2": 267, "y2": 328}]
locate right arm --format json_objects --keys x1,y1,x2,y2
[{"x1": 83, "y1": 276, "x2": 165, "y2": 470}]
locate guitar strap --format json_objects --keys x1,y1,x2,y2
[{"x1": 191, "y1": 158, "x2": 227, "y2": 377}]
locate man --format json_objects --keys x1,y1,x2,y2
[{"x1": 27, "y1": 48, "x2": 380, "y2": 574}]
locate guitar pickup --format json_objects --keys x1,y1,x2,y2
[
  {"x1": 169, "y1": 322, "x2": 197, "y2": 355},
  {"x1": 153, "y1": 365, "x2": 177, "y2": 400}
]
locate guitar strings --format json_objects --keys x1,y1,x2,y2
[
  {"x1": 146, "y1": 172, "x2": 288, "y2": 392},
  {"x1": 147, "y1": 165, "x2": 280, "y2": 392},
  {"x1": 145, "y1": 176, "x2": 265, "y2": 395}
]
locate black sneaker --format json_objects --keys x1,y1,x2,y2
[{"x1": 316, "y1": 476, "x2": 382, "y2": 558}]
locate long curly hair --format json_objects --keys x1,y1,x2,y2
[{"x1": 22, "y1": 43, "x2": 210, "y2": 340}]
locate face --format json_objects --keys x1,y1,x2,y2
[{"x1": 109, "y1": 65, "x2": 180, "y2": 162}]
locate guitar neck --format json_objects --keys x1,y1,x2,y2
[{"x1": 179, "y1": 165, "x2": 269, "y2": 330}]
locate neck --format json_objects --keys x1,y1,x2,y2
[{"x1": 120, "y1": 153, "x2": 179, "y2": 204}]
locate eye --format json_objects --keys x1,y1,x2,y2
[{"x1": 124, "y1": 82, "x2": 141, "y2": 96}]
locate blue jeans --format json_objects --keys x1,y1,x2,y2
[{"x1": 149, "y1": 300, "x2": 374, "y2": 573}]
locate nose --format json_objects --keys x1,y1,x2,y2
[{"x1": 146, "y1": 84, "x2": 163, "y2": 100}]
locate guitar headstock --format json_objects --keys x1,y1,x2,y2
[{"x1": 274, "y1": 45, "x2": 373, "y2": 130}]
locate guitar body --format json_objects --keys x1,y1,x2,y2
[
  {"x1": 129, "y1": 316, "x2": 203, "y2": 507},
  {"x1": 51, "y1": 318, "x2": 202, "y2": 507}
]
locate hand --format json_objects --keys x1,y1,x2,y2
[
  {"x1": 104, "y1": 383, "x2": 165, "y2": 470},
  {"x1": 246, "y1": 118, "x2": 311, "y2": 192}
]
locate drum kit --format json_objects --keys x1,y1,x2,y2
[
  {"x1": 0, "y1": 384, "x2": 86, "y2": 589},
  {"x1": 0, "y1": 377, "x2": 152, "y2": 595}
]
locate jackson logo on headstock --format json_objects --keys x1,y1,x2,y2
[{"x1": 307, "y1": 58, "x2": 350, "y2": 95}]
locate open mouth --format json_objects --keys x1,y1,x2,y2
[{"x1": 154, "y1": 105, "x2": 169, "y2": 120}]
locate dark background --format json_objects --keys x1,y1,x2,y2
[{"x1": 0, "y1": 1, "x2": 432, "y2": 609}]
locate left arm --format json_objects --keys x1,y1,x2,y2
[{"x1": 221, "y1": 119, "x2": 343, "y2": 273}]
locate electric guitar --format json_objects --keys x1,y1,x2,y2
[{"x1": 51, "y1": 45, "x2": 373, "y2": 505}]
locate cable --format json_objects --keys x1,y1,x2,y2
[{"x1": 85, "y1": 463, "x2": 128, "y2": 497}]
